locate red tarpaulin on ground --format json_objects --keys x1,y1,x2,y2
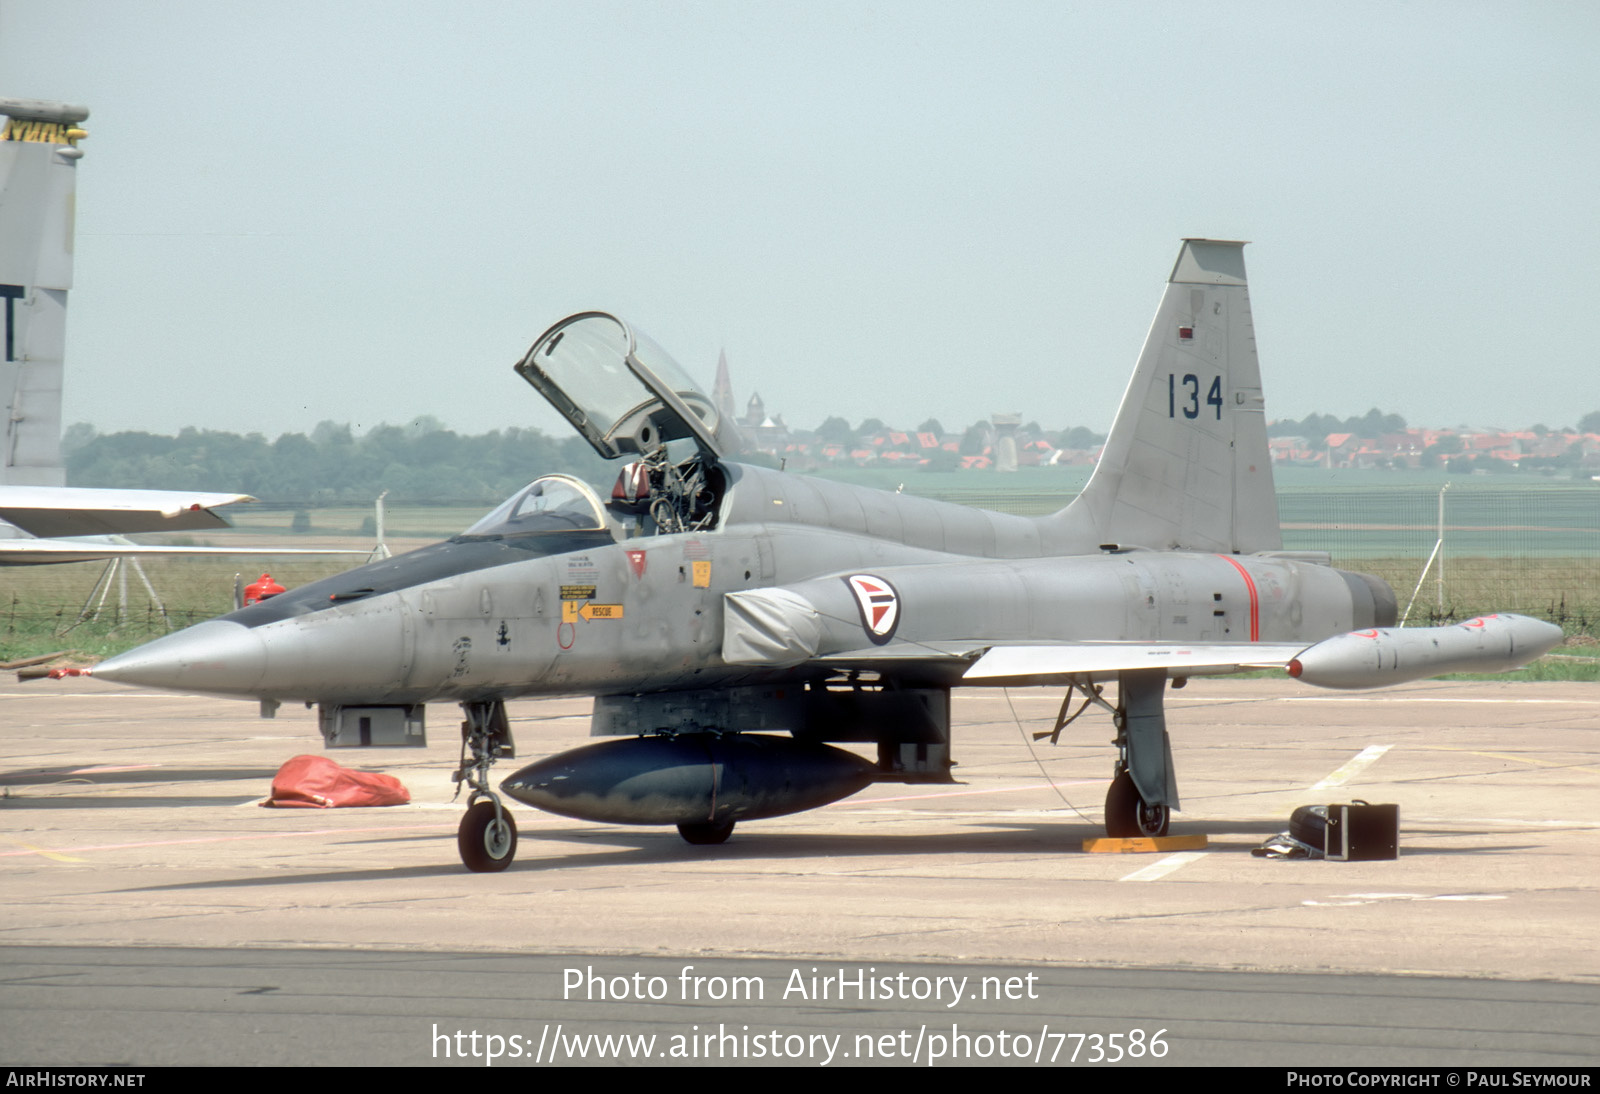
[{"x1": 264, "y1": 754, "x2": 410, "y2": 808}]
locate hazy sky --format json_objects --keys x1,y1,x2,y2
[{"x1": 3, "y1": 1, "x2": 1596, "y2": 441}]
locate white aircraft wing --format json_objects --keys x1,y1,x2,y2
[
  {"x1": 960, "y1": 641, "x2": 1309, "y2": 682},
  {"x1": 810, "y1": 640, "x2": 1310, "y2": 683},
  {"x1": 0, "y1": 486, "x2": 254, "y2": 538},
  {"x1": 814, "y1": 617, "x2": 1562, "y2": 690},
  {"x1": 0, "y1": 536, "x2": 366, "y2": 565}
]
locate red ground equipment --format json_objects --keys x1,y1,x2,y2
[{"x1": 265, "y1": 754, "x2": 411, "y2": 808}]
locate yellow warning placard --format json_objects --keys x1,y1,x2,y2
[
  {"x1": 691, "y1": 560, "x2": 711, "y2": 588},
  {"x1": 563, "y1": 601, "x2": 624, "y2": 623}
]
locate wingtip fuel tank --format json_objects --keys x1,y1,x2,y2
[{"x1": 1286, "y1": 614, "x2": 1564, "y2": 690}]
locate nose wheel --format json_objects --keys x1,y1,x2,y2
[
  {"x1": 454, "y1": 700, "x2": 519, "y2": 871},
  {"x1": 459, "y1": 799, "x2": 518, "y2": 872}
]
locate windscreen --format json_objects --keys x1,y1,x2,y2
[{"x1": 460, "y1": 476, "x2": 606, "y2": 537}]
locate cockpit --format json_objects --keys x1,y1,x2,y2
[{"x1": 513, "y1": 312, "x2": 740, "y2": 537}]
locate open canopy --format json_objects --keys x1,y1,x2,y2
[{"x1": 513, "y1": 312, "x2": 729, "y2": 462}]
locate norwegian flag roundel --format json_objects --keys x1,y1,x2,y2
[{"x1": 844, "y1": 574, "x2": 900, "y2": 645}]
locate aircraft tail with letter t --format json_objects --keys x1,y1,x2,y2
[
  {"x1": 1049, "y1": 239, "x2": 1280, "y2": 556},
  {"x1": 0, "y1": 97, "x2": 89, "y2": 488},
  {"x1": 0, "y1": 99, "x2": 366, "y2": 566}
]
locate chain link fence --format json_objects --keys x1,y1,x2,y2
[{"x1": 1277, "y1": 486, "x2": 1598, "y2": 630}]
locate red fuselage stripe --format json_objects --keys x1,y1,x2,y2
[{"x1": 1217, "y1": 555, "x2": 1260, "y2": 641}]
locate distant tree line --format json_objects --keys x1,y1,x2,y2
[
  {"x1": 64, "y1": 420, "x2": 612, "y2": 504},
  {"x1": 63, "y1": 414, "x2": 1111, "y2": 503},
  {"x1": 63, "y1": 405, "x2": 1600, "y2": 505},
  {"x1": 1270, "y1": 408, "x2": 1600, "y2": 439},
  {"x1": 1267, "y1": 408, "x2": 1408, "y2": 439}
]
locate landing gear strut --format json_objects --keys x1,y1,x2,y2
[
  {"x1": 1104, "y1": 669, "x2": 1178, "y2": 839},
  {"x1": 454, "y1": 700, "x2": 517, "y2": 871}
]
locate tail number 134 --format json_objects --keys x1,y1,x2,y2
[{"x1": 1168, "y1": 374, "x2": 1222, "y2": 420}]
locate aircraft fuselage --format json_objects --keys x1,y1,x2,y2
[{"x1": 96, "y1": 463, "x2": 1392, "y2": 710}]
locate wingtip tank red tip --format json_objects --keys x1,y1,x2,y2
[{"x1": 1288, "y1": 613, "x2": 1563, "y2": 690}]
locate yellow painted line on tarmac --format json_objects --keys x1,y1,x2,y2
[
  {"x1": 0, "y1": 837, "x2": 87, "y2": 863},
  {"x1": 1412, "y1": 744, "x2": 1600, "y2": 777}
]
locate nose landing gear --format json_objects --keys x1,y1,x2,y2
[
  {"x1": 459, "y1": 798, "x2": 519, "y2": 871},
  {"x1": 454, "y1": 700, "x2": 518, "y2": 871}
]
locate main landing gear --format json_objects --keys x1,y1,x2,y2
[
  {"x1": 677, "y1": 819, "x2": 735, "y2": 845},
  {"x1": 1103, "y1": 668, "x2": 1177, "y2": 838},
  {"x1": 454, "y1": 700, "x2": 518, "y2": 871},
  {"x1": 1104, "y1": 768, "x2": 1170, "y2": 838},
  {"x1": 1045, "y1": 669, "x2": 1178, "y2": 839}
]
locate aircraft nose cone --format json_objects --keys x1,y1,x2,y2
[{"x1": 93, "y1": 619, "x2": 268, "y2": 696}]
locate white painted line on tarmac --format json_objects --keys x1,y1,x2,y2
[
  {"x1": 1118, "y1": 851, "x2": 1207, "y2": 882},
  {"x1": 1303, "y1": 892, "x2": 1507, "y2": 907},
  {"x1": 1171, "y1": 695, "x2": 1598, "y2": 705},
  {"x1": 1310, "y1": 744, "x2": 1391, "y2": 790}
]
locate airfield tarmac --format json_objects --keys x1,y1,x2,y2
[{"x1": 2, "y1": 675, "x2": 1596, "y2": 1066}]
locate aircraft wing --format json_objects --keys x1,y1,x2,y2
[
  {"x1": 960, "y1": 641, "x2": 1308, "y2": 682},
  {"x1": 809, "y1": 640, "x2": 1309, "y2": 684},
  {"x1": 0, "y1": 486, "x2": 254, "y2": 538},
  {"x1": 723, "y1": 586, "x2": 1309, "y2": 683},
  {"x1": 0, "y1": 536, "x2": 368, "y2": 566},
  {"x1": 811, "y1": 616, "x2": 1562, "y2": 690}
]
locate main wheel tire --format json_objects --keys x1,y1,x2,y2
[
  {"x1": 459, "y1": 800, "x2": 518, "y2": 872},
  {"x1": 1288, "y1": 804, "x2": 1328, "y2": 851},
  {"x1": 1104, "y1": 771, "x2": 1170, "y2": 838},
  {"x1": 677, "y1": 819, "x2": 735, "y2": 845}
]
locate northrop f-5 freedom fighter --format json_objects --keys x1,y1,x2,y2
[{"x1": 91, "y1": 240, "x2": 1562, "y2": 870}]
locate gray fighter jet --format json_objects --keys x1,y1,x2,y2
[{"x1": 92, "y1": 240, "x2": 1562, "y2": 870}]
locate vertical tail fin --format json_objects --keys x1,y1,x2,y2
[
  {"x1": 0, "y1": 98, "x2": 89, "y2": 488},
  {"x1": 1050, "y1": 239, "x2": 1280, "y2": 554}
]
